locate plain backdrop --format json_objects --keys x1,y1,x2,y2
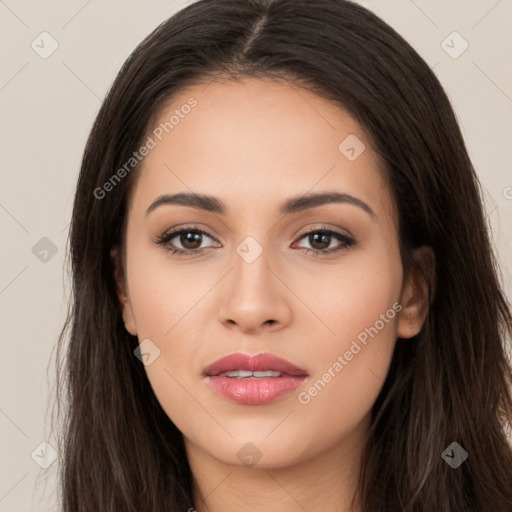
[{"x1": 1, "y1": 1, "x2": 511, "y2": 510}]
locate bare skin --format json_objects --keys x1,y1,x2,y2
[{"x1": 112, "y1": 77, "x2": 432, "y2": 512}]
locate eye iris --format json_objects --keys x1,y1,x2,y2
[
  {"x1": 310, "y1": 232, "x2": 330, "y2": 250},
  {"x1": 181, "y1": 231, "x2": 202, "y2": 249}
]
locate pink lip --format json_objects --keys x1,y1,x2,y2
[
  {"x1": 204, "y1": 353, "x2": 308, "y2": 377},
  {"x1": 203, "y1": 353, "x2": 308, "y2": 405}
]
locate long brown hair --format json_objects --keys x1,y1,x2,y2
[{"x1": 53, "y1": 0, "x2": 512, "y2": 510}]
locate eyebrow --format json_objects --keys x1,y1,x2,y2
[{"x1": 146, "y1": 191, "x2": 376, "y2": 219}]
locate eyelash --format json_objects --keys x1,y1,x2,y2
[{"x1": 154, "y1": 225, "x2": 356, "y2": 258}]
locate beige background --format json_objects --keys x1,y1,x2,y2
[{"x1": 1, "y1": 1, "x2": 511, "y2": 510}]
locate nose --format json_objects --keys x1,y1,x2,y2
[{"x1": 217, "y1": 247, "x2": 293, "y2": 334}]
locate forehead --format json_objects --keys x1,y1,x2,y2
[{"x1": 129, "y1": 77, "x2": 396, "y2": 225}]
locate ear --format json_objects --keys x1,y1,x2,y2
[
  {"x1": 110, "y1": 247, "x2": 137, "y2": 336},
  {"x1": 397, "y1": 245, "x2": 435, "y2": 339}
]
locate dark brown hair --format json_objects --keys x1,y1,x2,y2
[{"x1": 53, "y1": 0, "x2": 512, "y2": 510}]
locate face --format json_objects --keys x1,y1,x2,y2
[{"x1": 113, "y1": 77, "x2": 427, "y2": 469}]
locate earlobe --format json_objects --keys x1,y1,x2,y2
[
  {"x1": 121, "y1": 300, "x2": 138, "y2": 337},
  {"x1": 110, "y1": 247, "x2": 126, "y2": 306},
  {"x1": 397, "y1": 245, "x2": 435, "y2": 339},
  {"x1": 110, "y1": 247, "x2": 138, "y2": 336}
]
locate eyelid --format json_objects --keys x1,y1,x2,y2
[
  {"x1": 155, "y1": 224, "x2": 218, "y2": 247},
  {"x1": 296, "y1": 224, "x2": 354, "y2": 239}
]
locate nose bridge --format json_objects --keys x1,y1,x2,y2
[
  {"x1": 217, "y1": 235, "x2": 292, "y2": 331},
  {"x1": 231, "y1": 236, "x2": 277, "y2": 302}
]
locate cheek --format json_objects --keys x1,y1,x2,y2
[
  {"x1": 293, "y1": 300, "x2": 400, "y2": 454},
  {"x1": 291, "y1": 244, "x2": 402, "y2": 342},
  {"x1": 125, "y1": 243, "x2": 215, "y2": 433},
  {"x1": 291, "y1": 247, "x2": 402, "y2": 425},
  {"x1": 126, "y1": 239, "x2": 212, "y2": 339}
]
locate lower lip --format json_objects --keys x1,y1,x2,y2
[{"x1": 206, "y1": 375, "x2": 307, "y2": 405}]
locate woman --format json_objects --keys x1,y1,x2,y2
[{"x1": 54, "y1": 0, "x2": 512, "y2": 510}]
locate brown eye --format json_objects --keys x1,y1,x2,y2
[
  {"x1": 295, "y1": 228, "x2": 356, "y2": 255},
  {"x1": 307, "y1": 232, "x2": 331, "y2": 250},
  {"x1": 155, "y1": 227, "x2": 218, "y2": 256},
  {"x1": 178, "y1": 231, "x2": 203, "y2": 250}
]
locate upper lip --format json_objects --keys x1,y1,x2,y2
[{"x1": 203, "y1": 352, "x2": 308, "y2": 377}]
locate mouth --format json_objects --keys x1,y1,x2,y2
[
  {"x1": 203, "y1": 352, "x2": 308, "y2": 405},
  {"x1": 216, "y1": 369, "x2": 286, "y2": 379}
]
